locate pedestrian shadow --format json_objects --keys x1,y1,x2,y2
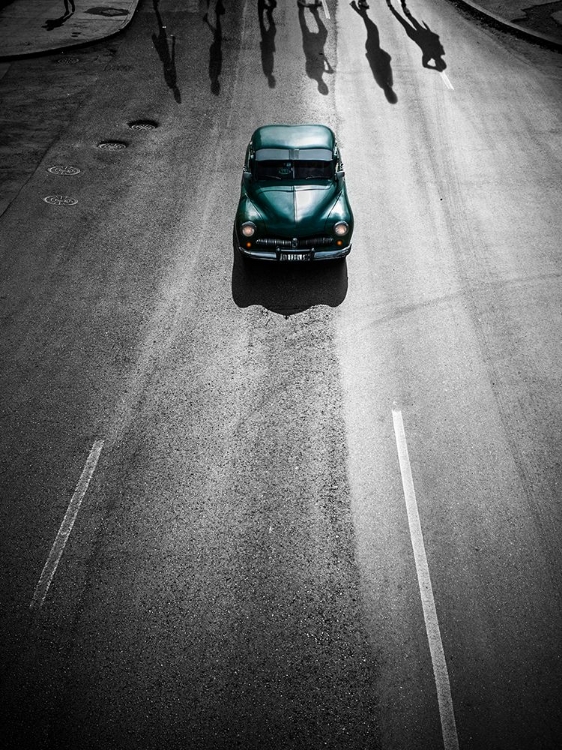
[
  {"x1": 203, "y1": 0, "x2": 224, "y2": 95},
  {"x1": 350, "y1": 1, "x2": 397, "y2": 104},
  {"x1": 43, "y1": 0, "x2": 75, "y2": 31},
  {"x1": 231, "y1": 247, "x2": 348, "y2": 316},
  {"x1": 152, "y1": 0, "x2": 181, "y2": 103},
  {"x1": 259, "y1": 0, "x2": 277, "y2": 88},
  {"x1": 299, "y1": 4, "x2": 334, "y2": 96},
  {"x1": 386, "y1": 0, "x2": 446, "y2": 71}
]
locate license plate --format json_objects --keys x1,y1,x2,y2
[{"x1": 280, "y1": 252, "x2": 310, "y2": 261}]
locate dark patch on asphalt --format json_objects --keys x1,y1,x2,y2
[
  {"x1": 85, "y1": 7, "x2": 129, "y2": 17},
  {"x1": 513, "y1": 2, "x2": 562, "y2": 37}
]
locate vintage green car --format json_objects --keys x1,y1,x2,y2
[{"x1": 235, "y1": 124, "x2": 353, "y2": 262}]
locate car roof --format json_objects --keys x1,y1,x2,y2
[{"x1": 251, "y1": 124, "x2": 336, "y2": 153}]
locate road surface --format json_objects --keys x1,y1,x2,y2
[{"x1": 1, "y1": 1, "x2": 562, "y2": 748}]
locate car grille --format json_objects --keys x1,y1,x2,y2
[{"x1": 255, "y1": 235, "x2": 333, "y2": 249}]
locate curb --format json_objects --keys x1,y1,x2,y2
[
  {"x1": 448, "y1": 0, "x2": 562, "y2": 51},
  {"x1": 0, "y1": 1, "x2": 140, "y2": 60}
]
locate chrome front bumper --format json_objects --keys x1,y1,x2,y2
[{"x1": 238, "y1": 243, "x2": 351, "y2": 261}]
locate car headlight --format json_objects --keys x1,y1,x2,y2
[
  {"x1": 334, "y1": 221, "x2": 349, "y2": 237},
  {"x1": 241, "y1": 221, "x2": 256, "y2": 238}
]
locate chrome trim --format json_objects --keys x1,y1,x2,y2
[
  {"x1": 255, "y1": 236, "x2": 333, "y2": 249},
  {"x1": 239, "y1": 243, "x2": 351, "y2": 261}
]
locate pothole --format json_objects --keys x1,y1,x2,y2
[{"x1": 43, "y1": 195, "x2": 78, "y2": 206}]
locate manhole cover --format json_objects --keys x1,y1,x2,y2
[
  {"x1": 55, "y1": 57, "x2": 80, "y2": 64},
  {"x1": 128, "y1": 120, "x2": 158, "y2": 131},
  {"x1": 47, "y1": 166, "x2": 82, "y2": 176},
  {"x1": 98, "y1": 141, "x2": 127, "y2": 150},
  {"x1": 43, "y1": 195, "x2": 78, "y2": 206}
]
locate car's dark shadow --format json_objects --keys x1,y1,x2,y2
[{"x1": 231, "y1": 245, "x2": 348, "y2": 316}]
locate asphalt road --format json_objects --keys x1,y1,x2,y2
[{"x1": 1, "y1": 1, "x2": 562, "y2": 748}]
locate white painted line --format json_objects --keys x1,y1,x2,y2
[
  {"x1": 441, "y1": 71, "x2": 454, "y2": 90},
  {"x1": 320, "y1": 0, "x2": 331, "y2": 20},
  {"x1": 30, "y1": 439, "x2": 104, "y2": 611},
  {"x1": 392, "y1": 405, "x2": 460, "y2": 750}
]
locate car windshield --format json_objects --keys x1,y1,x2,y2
[{"x1": 254, "y1": 160, "x2": 334, "y2": 181}]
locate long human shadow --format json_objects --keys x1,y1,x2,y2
[
  {"x1": 43, "y1": 0, "x2": 75, "y2": 31},
  {"x1": 152, "y1": 0, "x2": 181, "y2": 103},
  {"x1": 298, "y1": 4, "x2": 334, "y2": 96},
  {"x1": 350, "y1": 1, "x2": 397, "y2": 104},
  {"x1": 258, "y1": 0, "x2": 277, "y2": 88},
  {"x1": 203, "y1": 0, "x2": 224, "y2": 95},
  {"x1": 386, "y1": 0, "x2": 446, "y2": 71}
]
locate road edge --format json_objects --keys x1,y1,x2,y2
[{"x1": 447, "y1": 0, "x2": 562, "y2": 51}]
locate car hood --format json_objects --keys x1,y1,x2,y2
[{"x1": 250, "y1": 183, "x2": 338, "y2": 235}]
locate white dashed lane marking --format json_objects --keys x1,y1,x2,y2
[
  {"x1": 441, "y1": 71, "x2": 454, "y2": 90},
  {"x1": 392, "y1": 405, "x2": 460, "y2": 750},
  {"x1": 30, "y1": 440, "x2": 104, "y2": 611}
]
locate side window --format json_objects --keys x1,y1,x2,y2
[
  {"x1": 334, "y1": 143, "x2": 343, "y2": 172},
  {"x1": 244, "y1": 143, "x2": 253, "y2": 171}
]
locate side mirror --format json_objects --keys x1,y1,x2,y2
[{"x1": 336, "y1": 169, "x2": 345, "y2": 181}]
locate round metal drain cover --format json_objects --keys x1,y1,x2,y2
[
  {"x1": 128, "y1": 120, "x2": 158, "y2": 131},
  {"x1": 43, "y1": 195, "x2": 78, "y2": 206},
  {"x1": 47, "y1": 165, "x2": 81, "y2": 176},
  {"x1": 98, "y1": 141, "x2": 127, "y2": 150}
]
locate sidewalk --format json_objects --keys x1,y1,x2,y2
[
  {"x1": 478, "y1": 0, "x2": 562, "y2": 33},
  {"x1": 454, "y1": 0, "x2": 562, "y2": 49},
  {"x1": 0, "y1": 0, "x2": 140, "y2": 59},
  {"x1": 0, "y1": 0, "x2": 561, "y2": 60}
]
